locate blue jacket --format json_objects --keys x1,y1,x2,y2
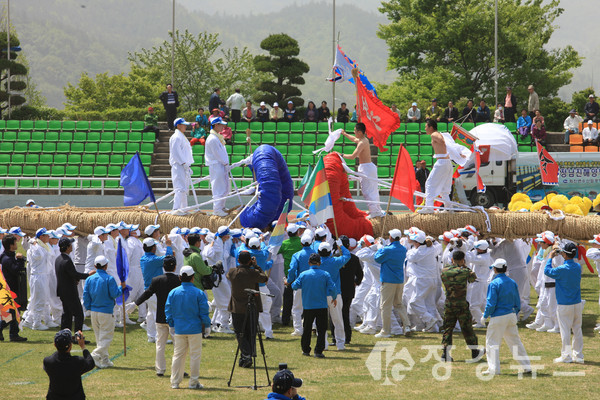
[
  {"x1": 266, "y1": 392, "x2": 306, "y2": 400},
  {"x1": 517, "y1": 115, "x2": 532, "y2": 129},
  {"x1": 483, "y1": 273, "x2": 520, "y2": 318},
  {"x1": 544, "y1": 258, "x2": 581, "y2": 305},
  {"x1": 247, "y1": 247, "x2": 272, "y2": 287},
  {"x1": 83, "y1": 269, "x2": 123, "y2": 314},
  {"x1": 165, "y1": 282, "x2": 211, "y2": 335},
  {"x1": 291, "y1": 266, "x2": 337, "y2": 310},
  {"x1": 141, "y1": 246, "x2": 173, "y2": 289},
  {"x1": 288, "y1": 246, "x2": 315, "y2": 283},
  {"x1": 374, "y1": 241, "x2": 407, "y2": 284},
  {"x1": 319, "y1": 246, "x2": 351, "y2": 295}
]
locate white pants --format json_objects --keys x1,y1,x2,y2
[
  {"x1": 424, "y1": 158, "x2": 453, "y2": 208},
  {"x1": 328, "y1": 294, "x2": 345, "y2": 347},
  {"x1": 380, "y1": 282, "x2": 411, "y2": 335},
  {"x1": 24, "y1": 273, "x2": 50, "y2": 326},
  {"x1": 258, "y1": 286, "x2": 273, "y2": 337},
  {"x1": 267, "y1": 257, "x2": 284, "y2": 321},
  {"x1": 539, "y1": 286, "x2": 558, "y2": 328},
  {"x1": 363, "y1": 285, "x2": 381, "y2": 329},
  {"x1": 468, "y1": 270, "x2": 489, "y2": 322},
  {"x1": 208, "y1": 163, "x2": 229, "y2": 214},
  {"x1": 146, "y1": 295, "x2": 157, "y2": 339},
  {"x1": 350, "y1": 265, "x2": 372, "y2": 326},
  {"x1": 358, "y1": 162, "x2": 383, "y2": 216},
  {"x1": 171, "y1": 163, "x2": 190, "y2": 210},
  {"x1": 211, "y1": 278, "x2": 231, "y2": 328},
  {"x1": 171, "y1": 333, "x2": 202, "y2": 387},
  {"x1": 485, "y1": 313, "x2": 531, "y2": 374},
  {"x1": 556, "y1": 302, "x2": 584, "y2": 360},
  {"x1": 156, "y1": 323, "x2": 175, "y2": 374},
  {"x1": 291, "y1": 289, "x2": 303, "y2": 333},
  {"x1": 91, "y1": 311, "x2": 116, "y2": 367},
  {"x1": 507, "y1": 267, "x2": 533, "y2": 315},
  {"x1": 46, "y1": 271, "x2": 64, "y2": 323},
  {"x1": 408, "y1": 277, "x2": 440, "y2": 327}
]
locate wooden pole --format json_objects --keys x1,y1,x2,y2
[
  {"x1": 379, "y1": 196, "x2": 393, "y2": 238},
  {"x1": 352, "y1": 68, "x2": 360, "y2": 123}
]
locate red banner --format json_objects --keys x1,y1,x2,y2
[
  {"x1": 356, "y1": 78, "x2": 400, "y2": 152},
  {"x1": 390, "y1": 145, "x2": 416, "y2": 211},
  {"x1": 535, "y1": 140, "x2": 559, "y2": 185}
]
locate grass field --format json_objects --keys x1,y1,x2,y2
[{"x1": 1, "y1": 273, "x2": 599, "y2": 400}]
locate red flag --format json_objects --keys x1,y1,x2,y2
[
  {"x1": 356, "y1": 78, "x2": 400, "y2": 152},
  {"x1": 390, "y1": 145, "x2": 416, "y2": 211},
  {"x1": 535, "y1": 140, "x2": 559, "y2": 185}
]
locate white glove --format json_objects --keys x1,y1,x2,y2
[
  {"x1": 204, "y1": 327, "x2": 211, "y2": 337},
  {"x1": 335, "y1": 239, "x2": 343, "y2": 248},
  {"x1": 479, "y1": 317, "x2": 486, "y2": 326}
]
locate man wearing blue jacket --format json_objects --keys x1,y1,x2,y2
[
  {"x1": 544, "y1": 242, "x2": 584, "y2": 364},
  {"x1": 140, "y1": 237, "x2": 173, "y2": 343},
  {"x1": 292, "y1": 254, "x2": 337, "y2": 358},
  {"x1": 165, "y1": 265, "x2": 211, "y2": 389},
  {"x1": 482, "y1": 258, "x2": 531, "y2": 376},
  {"x1": 374, "y1": 229, "x2": 412, "y2": 338},
  {"x1": 83, "y1": 255, "x2": 125, "y2": 369},
  {"x1": 318, "y1": 241, "x2": 350, "y2": 350},
  {"x1": 286, "y1": 232, "x2": 315, "y2": 336}
]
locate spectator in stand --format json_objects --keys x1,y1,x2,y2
[
  {"x1": 582, "y1": 120, "x2": 599, "y2": 146},
  {"x1": 533, "y1": 110, "x2": 544, "y2": 126},
  {"x1": 143, "y1": 107, "x2": 160, "y2": 139},
  {"x1": 226, "y1": 89, "x2": 245, "y2": 123},
  {"x1": 241, "y1": 101, "x2": 255, "y2": 122},
  {"x1": 195, "y1": 107, "x2": 209, "y2": 130},
  {"x1": 305, "y1": 101, "x2": 319, "y2": 122},
  {"x1": 284, "y1": 101, "x2": 297, "y2": 123},
  {"x1": 415, "y1": 160, "x2": 430, "y2": 192},
  {"x1": 504, "y1": 87, "x2": 517, "y2": 123},
  {"x1": 407, "y1": 102, "x2": 421, "y2": 123},
  {"x1": 462, "y1": 100, "x2": 476, "y2": 123},
  {"x1": 494, "y1": 103, "x2": 505, "y2": 123},
  {"x1": 475, "y1": 100, "x2": 491, "y2": 123},
  {"x1": 208, "y1": 88, "x2": 223, "y2": 114},
  {"x1": 210, "y1": 108, "x2": 223, "y2": 122},
  {"x1": 337, "y1": 103, "x2": 350, "y2": 123},
  {"x1": 531, "y1": 118, "x2": 547, "y2": 146},
  {"x1": 318, "y1": 101, "x2": 331, "y2": 121},
  {"x1": 584, "y1": 94, "x2": 599, "y2": 122},
  {"x1": 517, "y1": 109, "x2": 532, "y2": 137},
  {"x1": 190, "y1": 108, "x2": 209, "y2": 146},
  {"x1": 256, "y1": 102, "x2": 270, "y2": 123},
  {"x1": 350, "y1": 105, "x2": 358, "y2": 122},
  {"x1": 270, "y1": 102, "x2": 284, "y2": 122},
  {"x1": 441, "y1": 101, "x2": 459, "y2": 123},
  {"x1": 563, "y1": 109, "x2": 583, "y2": 144},
  {"x1": 219, "y1": 103, "x2": 230, "y2": 121},
  {"x1": 528, "y1": 85, "x2": 540, "y2": 120},
  {"x1": 425, "y1": 98, "x2": 442, "y2": 122},
  {"x1": 159, "y1": 84, "x2": 179, "y2": 131},
  {"x1": 390, "y1": 104, "x2": 402, "y2": 122}
]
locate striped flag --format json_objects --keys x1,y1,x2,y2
[
  {"x1": 297, "y1": 164, "x2": 313, "y2": 198},
  {"x1": 268, "y1": 199, "x2": 290, "y2": 254},
  {"x1": 301, "y1": 157, "x2": 334, "y2": 225},
  {"x1": 0, "y1": 268, "x2": 20, "y2": 324}
]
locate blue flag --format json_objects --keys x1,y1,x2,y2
[
  {"x1": 116, "y1": 238, "x2": 131, "y2": 304},
  {"x1": 120, "y1": 152, "x2": 156, "y2": 206}
]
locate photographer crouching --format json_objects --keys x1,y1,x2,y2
[{"x1": 43, "y1": 329, "x2": 95, "y2": 400}]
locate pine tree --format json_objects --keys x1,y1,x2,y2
[{"x1": 0, "y1": 32, "x2": 27, "y2": 117}]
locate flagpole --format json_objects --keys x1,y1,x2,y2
[
  {"x1": 122, "y1": 292, "x2": 127, "y2": 356},
  {"x1": 352, "y1": 68, "x2": 360, "y2": 123},
  {"x1": 332, "y1": 0, "x2": 336, "y2": 116},
  {"x1": 380, "y1": 143, "x2": 404, "y2": 237}
]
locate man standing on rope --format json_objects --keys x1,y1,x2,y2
[
  {"x1": 204, "y1": 117, "x2": 231, "y2": 217},
  {"x1": 341, "y1": 123, "x2": 384, "y2": 218},
  {"x1": 169, "y1": 118, "x2": 195, "y2": 211}
]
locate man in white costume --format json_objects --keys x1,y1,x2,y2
[
  {"x1": 169, "y1": 117, "x2": 195, "y2": 211},
  {"x1": 204, "y1": 116, "x2": 230, "y2": 217},
  {"x1": 586, "y1": 234, "x2": 600, "y2": 332},
  {"x1": 467, "y1": 240, "x2": 494, "y2": 327}
]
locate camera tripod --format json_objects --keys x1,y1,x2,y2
[{"x1": 227, "y1": 289, "x2": 272, "y2": 390}]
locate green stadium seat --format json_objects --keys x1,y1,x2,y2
[
  {"x1": 117, "y1": 121, "x2": 131, "y2": 131},
  {"x1": 94, "y1": 165, "x2": 108, "y2": 176},
  {"x1": 140, "y1": 155, "x2": 152, "y2": 165},
  {"x1": 287, "y1": 145, "x2": 301, "y2": 156},
  {"x1": 87, "y1": 131, "x2": 100, "y2": 142},
  {"x1": 110, "y1": 155, "x2": 124, "y2": 165},
  {"x1": 286, "y1": 155, "x2": 300, "y2": 165},
  {"x1": 115, "y1": 132, "x2": 128, "y2": 142},
  {"x1": 250, "y1": 122, "x2": 263, "y2": 133},
  {"x1": 13, "y1": 142, "x2": 28, "y2": 153},
  {"x1": 191, "y1": 166, "x2": 202, "y2": 178},
  {"x1": 300, "y1": 155, "x2": 314, "y2": 165},
  {"x1": 235, "y1": 122, "x2": 249, "y2": 132},
  {"x1": 80, "y1": 166, "x2": 93, "y2": 177},
  {"x1": 377, "y1": 166, "x2": 390, "y2": 178},
  {"x1": 75, "y1": 121, "x2": 89, "y2": 131},
  {"x1": 303, "y1": 133, "x2": 317, "y2": 145},
  {"x1": 126, "y1": 143, "x2": 140, "y2": 153},
  {"x1": 29, "y1": 143, "x2": 42, "y2": 153},
  {"x1": 96, "y1": 155, "x2": 109, "y2": 165},
  {"x1": 59, "y1": 131, "x2": 73, "y2": 142},
  {"x1": 316, "y1": 133, "x2": 328, "y2": 144},
  {"x1": 101, "y1": 131, "x2": 115, "y2": 142},
  {"x1": 131, "y1": 121, "x2": 144, "y2": 131},
  {"x1": 405, "y1": 134, "x2": 419, "y2": 144},
  {"x1": 233, "y1": 133, "x2": 246, "y2": 143},
  {"x1": 40, "y1": 154, "x2": 53, "y2": 164},
  {"x1": 68, "y1": 154, "x2": 82, "y2": 165},
  {"x1": 277, "y1": 122, "x2": 290, "y2": 132},
  {"x1": 37, "y1": 165, "x2": 51, "y2": 176},
  {"x1": 8, "y1": 165, "x2": 22, "y2": 176},
  {"x1": 518, "y1": 145, "x2": 533, "y2": 152},
  {"x1": 42, "y1": 143, "x2": 56, "y2": 153},
  {"x1": 290, "y1": 122, "x2": 304, "y2": 133},
  {"x1": 124, "y1": 154, "x2": 134, "y2": 164},
  {"x1": 0, "y1": 154, "x2": 9, "y2": 164},
  {"x1": 462, "y1": 122, "x2": 475, "y2": 131},
  {"x1": 18, "y1": 179, "x2": 36, "y2": 188},
  {"x1": 82, "y1": 154, "x2": 96, "y2": 165},
  {"x1": 17, "y1": 131, "x2": 31, "y2": 142},
  {"x1": 63, "y1": 179, "x2": 80, "y2": 189},
  {"x1": 304, "y1": 122, "x2": 317, "y2": 132},
  {"x1": 332, "y1": 145, "x2": 343, "y2": 153},
  {"x1": 378, "y1": 155, "x2": 391, "y2": 165},
  {"x1": 54, "y1": 154, "x2": 68, "y2": 165},
  {"x1": 65, "y1": 165, "x2": 79, "y2": 177},
  {"x1": 392, "y1": 134, "x2": 405, "y2": 144},
  {"x1": 230, "y1": 167, "x2": 243, "y2": 178},
  {"x1": 71, "y1": 143, "x2": 84, "y2": 153},
  {"x1": 261, "y1": 133, "x2": 275, "y2": 144},
  {"x1": 286, "y1": 166, "x2": 298, "y2": 177},
  {"x1": 289, "y1": 133, "x2": 302, "y2": 144},
  {"x1": 0, "y1": 120, "x2": 5, "y2": 132},
  {"x1": 422, "y1": 156, "x2": 433, "y2": 166},
  {"x1": 232, "y1": 145, "x2": 246, "y2": 155},
  {"x1": 51, "y1": 165, "x2": 65, "y2": 176},
  {"x1": 85, "y1": 143, "x2": 98, "y2": 153},
  {"x1": 272, "y1": 133, "x2": 286, "y2": 144},
  {"x1": 48, "y1": 121, "x2": 62, "y2": 131},
  {"x1": 11, "y1": 154, "x2": 24, "y2": 164},
  {"x1": 226, "y1": 146, "x2": 233, "y2": 156},
  {"x1": 437, "y1": 122, "x2": 448, "y2": 132},
  {"x1": 31, "y1": 131, "x2": 45, "y2": 142},
  {"x1": 420, "y1": 135, "x2": 432, "y2": 144},
  {"x1": 275, "y1": 146, "x2": 287, "y2": 155},
  {"x1": 6, "y1": 120, "x2": 19, "y2": 130},
  {"x1": 3, "y1": 131, "x2": 17, "y2": 141},
  {"x1": 103, "y1": 121, "x2": 116, "y2": 131},
  {"x1": 406, "y1": 145, "x2": 419, "y2": 156},
  {"x1": 505, "y1": 122, "x2": 517, "y2": 132},
  {"x1": 142, "y1": 132, "x2": 155, "y2": 142},
  {"x1": 98, "y1": 143, "x2": 112, "y2": 153},
  {"x1": 263, "y1": 122, "x2": 276, "y2": 133},
  {"x1": 140, "y1": 143, "x2": 154, "y2": 154},
  {"x1": 301, "y1": 146, "x2": 315, "y2": 156},
  {"x1": 113, "y1": 143, "x2": 126, "y2": 153},
  {"x1": 45, "y1": 131, "x2": 59, "y2": 142},
  {"x1": 317, "y1": 122, "x2": 329, "y2": 133},
  {"x1": 395, "y1": 124, "x2": 405, "y2": 133},
  {"x1": 517, "y1": 135, "x2": 530, "y2": 144},
  {"x1": 346, "y1": 122, "x2": 356, "y2": 131},
  {"x1": 90, "y1": 121, "x2": 104, "y2": 131},
  {"x1": 420, "y1": 146, "x2": 433, "y2": 156},
  {"x1": 62, "y1": 121, "x2": 76, "y2": 131},
  {"x1": 333, "y1": 122, "x2": 345, "y2": 131},
  {"x1": 129, "y1": 132, "x2": 142, "y2": 142},
  {"x1": 107, "y1": 166, "x2": 121, "y2": 177},
  {"x1": 406, "y1": 123, "x2": 420, "y2": 133}
]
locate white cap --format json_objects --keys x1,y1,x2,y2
[
  {"x1": 0, "y1": 227, "x2": 7, "y2": 234},
  {"x1": 26, "y1": 199, "x2": 35, "y2": 205},
  {"x1": 248, "y1": 237, "x2": 260, "y2": 249},
  {"x1": 389, "y1": 229, "x2": 402, "y2": 239},
  {"x1": 144, "y1": 224, "x2": 160, "y2": 235},
  {"x1": 589, "y1": 234, "x2": 600, "y2": 245},
  {"x1": 180, "y1": 265, "x2": 195, "y2": 277},
  {"x1": 217, "y1": 226, "x2": 230, "y2": 236},
  {"x1": 300, "y1": 232, "x2": 313, "y2": 245},
  {"x1": 260, "y1": 101, "x2": 266, "y2": 106},
  {"x1": 286, "y1": 224, "x2": 299, "y2": 234},
  {"x1": 493, "y1": 258, "x2": 507, "y2": 269},
  {"x1": 244, "y1": 230, "x2": 257, "y2": 240},
  {"x1": 273, "y1": 102, "x2": 279, "y2": 107},
  {"x1": 48, "y1": 230, "x2": 62, "y2": 239},
  {"x1": 94, "y1": 255, "x2": 109, "y2": 267},
  {"x1": 348, "y1": 238, "x2": 357, "y2": 249},
  {"x1": 439, "y1": 231, "x2": 455, "y2": 242},
  {"x1": 190, "y1": 227, "x2": 201, "y2": 234},
  {"x1": 94, "y1": 226, "x2": 108, "y2": 236},
  {"x1": 252, "y1": 228, "x2": 262, "y2": 235},
  {"x1": 464, "y1": 225, "x2": 479, "y2": 235},
  {"x1": 318, "y1": 242, "x2": 332, "y2": 252},
  {"x1": 56, "y1": 227, "x2": 72, "y2": 236},
  {"x1": 170, "y1": 227, "x2": 182, "y2": 235},
  {"x1": 199, "y1": 228, "x2": 210, "y2": 235},
  {"x1": 409, "y1": 230, "x2": 426, "y2": 243},
  {"x1": 412, "y1": 102, "x2": 417, "y2": 106},
  {"x1": 588, "y1": 120, "x2": 593, "y2": 125},
  {"x1": 474, "y1": 240, "x2": 489, "y2": 251},
  {"x1": 315, "y1": 227, "x2": 327, "y2": 237},
  {"x1": 288, "y1": 100, "x2": 293, "y2": 104},
  {"x1": 62, "y1": 223, "x2": 77, "y2": 230},
  {"x1": 360, "y1": 235, "x2": 375, "y2": 247},
  {"x1": 142, "y1": 237, "x2": 158, "y2": 247},
  {"x1": 9, "y1": 227, "x2": 25, "y2": 237},
  {"x1": 403, "y1": 227, "x2": 419, "y2": 236},
  {"x1": 105, "y1": 223, "x2": 118, "y2": 232},
  {"x1": 205, "y1": 232, "x2": 215, "y2": 243},
  {"x1": 535, "y1": 231, "x2": 555, "y2": 245}
]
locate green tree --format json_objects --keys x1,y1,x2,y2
[
  {"x1": 254, "y1": 33, "x2": 310, "y2": 106},
  {"x1": 377, "y1": 0, "x2": 581, "y2": 110},
  {"x1": 0, "y1": 32, "x2": 28, "y2": 116},
  {"x1": 129, "y1": 30, "x2": 262, "y2": 111},
  {"x1": 570, "y1": 87, "x2": 595, "y2": 115}
]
